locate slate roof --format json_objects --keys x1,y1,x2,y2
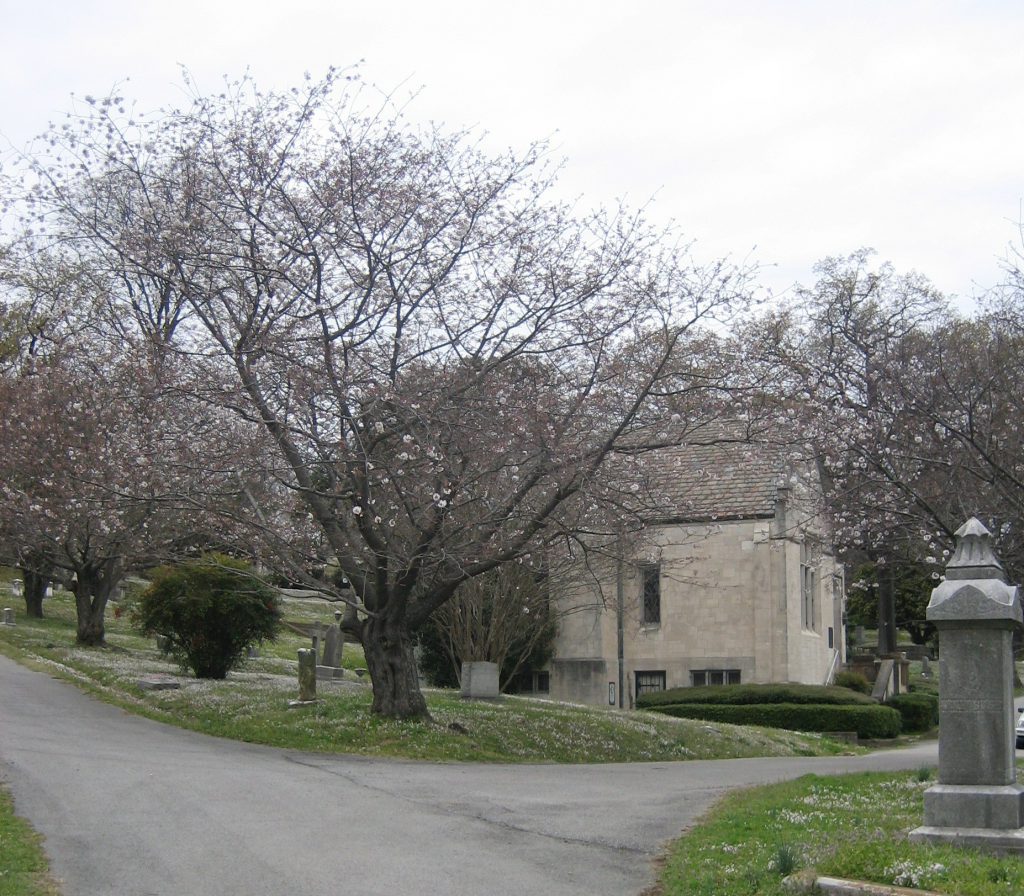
[
  {"x1": 645, "y1": 440, "x2": 786, "y2": 522},
  {"x1": 618, "y1": 422, "x2": 790, "y2": 524}
]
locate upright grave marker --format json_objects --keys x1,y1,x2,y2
[
  {"x1": 289, "y1": 648, "x2": 319, "y2": 707},
  {"x1": 317, "y1": 609, "x2": 345, "y2": 681}
]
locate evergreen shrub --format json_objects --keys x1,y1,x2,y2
[
  {"x1": 636, "y1": 682, "x2": 876, "y2": 709},
  {"x1": 884, "y1": 692, "x2": 939, "y2": 733},
  {"x1": 645, "y1": 702, "x2": 902, "y2": 739},
  {"x1": 834, "y1": 670, "x2": 872, "y2": 694},
  {"x1": 134, "y1": 555, "x2": 282, "y2": 679}
]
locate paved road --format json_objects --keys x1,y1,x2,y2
[{"x1": 0, "y1": 654, "x2": 938, "y2": 896}]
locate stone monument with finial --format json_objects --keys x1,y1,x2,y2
[{"x1": 910, "y1": 517, "x2": 1024, "y2": 852}]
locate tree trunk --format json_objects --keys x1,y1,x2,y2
[
  {"x1": 72, "y1": 560, "x2": 121, "y2": 647},
  {"x1": 20, "y1": 567, "x2": 47, "y2": 619},
  {"x1": 877, "y1": 560, "x2": 897, "y2": 655},
  {"x1": 360, "y1": 616, "x2": 430, "y2": 720}
]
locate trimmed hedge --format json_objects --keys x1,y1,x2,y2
[
  {"x1": 885, "y1": 692, "x2": 939, "y2": 733},
  {"x1": 646, "y1": 702, "x2": 902, "y2": 739},
  {"x1": 636, "y1": 683, "x2": 877, "y2": 710}
]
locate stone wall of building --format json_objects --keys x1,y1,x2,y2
[{"x1": 547, "y1": 517, "x2": 844, "y2": 708}]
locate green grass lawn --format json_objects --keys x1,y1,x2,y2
[
  {"x1": 0, "y1": 590, "x2": 842, "y2": 763},
  {"x1": 659, "y1": 769, "x2": 1024, "y2": 896},
  {"x1": 0, "y1": 788, "x2": 59, "y2": 896}
]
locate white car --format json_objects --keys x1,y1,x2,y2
[{"x1": 1017, "y1": 708, "x2": 1024, "y2": 750}]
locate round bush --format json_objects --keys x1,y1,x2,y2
[
  {"x1": 134, "y1": 555, "x2": 282, "y2": 679},
  {"x1": 834, "y1": 671, "x2": 872, "y2": 695}
]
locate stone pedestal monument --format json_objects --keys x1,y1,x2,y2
[{"x1": 910, "y1": 518, "x2": 1024, "y2": 852}]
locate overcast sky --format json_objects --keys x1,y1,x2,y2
[{"x1": 2, "y1": 1, "x2": 1023, "y2": 308}]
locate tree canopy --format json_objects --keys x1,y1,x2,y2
[{"x1": 7, "y1": 70, "x2": 750, "y2": 715}]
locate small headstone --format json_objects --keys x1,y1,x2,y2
[
  {"x1": 320, "y1": 624, "x2": 342, "y2": 667},
  {"x1": 247, "y1": 646, "x2": 260, "y2": 659},
  {"x1": 11, "y1": 580, "x2": 23, "y2": 598},
  {"x1": 920, "y1": 654, "x2": 932, "y2": 677},
  {"x1": 136, "y1": 676, "x2": 181, "y2": 691},
  {"x1": 2, "y1": 607, "x2": 15, "y2": 626}
]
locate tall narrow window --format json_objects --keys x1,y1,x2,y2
[
  {"x1": 801, "y1": 541, "x2": 817, "y2": 631},
  {"x1": 640, "y1": 563, "x2": 660, "y2": 625}
]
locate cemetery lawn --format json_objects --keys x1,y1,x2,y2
[
  {"x1": 0, "y1": 590, "x2": 847, "y2": 763},
  {"x1": 9, "y1": 591, "x2": 1016, "y2": 896},
  {"x1": 657, "y1": 769, "x2": 1024, "y2": 896},
  {"x1": 0, "y1": 786, "x2": 60, "y2": 896}
]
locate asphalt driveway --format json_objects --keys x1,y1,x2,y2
[{"x1": 0, "y1": 654, "x2": 938, "y2": 896}]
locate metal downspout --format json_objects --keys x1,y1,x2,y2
[{"x1": 616, "y1": 558, "x2": 625, "y2": 708}]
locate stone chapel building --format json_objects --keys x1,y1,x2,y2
[{"x1": 538, "y1": 430, "x2": 845, "y2": 709}]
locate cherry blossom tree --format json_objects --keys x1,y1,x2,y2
[
  {"x1": 0, "y1": 239, "x2": 100, "y2": 617},
  {"x1": 0, "y1": 237, "x2": 263, "y2": 639},
  {"x1": 21, "y1": 71, "x2": 750, "y2": 717},
  {"x1": 748, "y1": 251, "x2": 956, "y2": 651},
  {"x1": 746, "y1": 250, "x2": 1024, "y2": 651},
  {"x1": 889, "y1": 303, "x2": 1024, "y2": 576}
]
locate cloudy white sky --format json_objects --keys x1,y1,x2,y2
[{"x1": 2, "y1": 1, "x2": 1023, "y2": 307}]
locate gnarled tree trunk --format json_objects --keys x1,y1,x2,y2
[
  {"x1": 72, "y1": 559, "x2": 121, "y2": 646},
  {"x1": 20, "y1": 567, "x2": 48, "y2": 619},
  {"x1": 358, "y1": 614, "x2": 429, "y2": 720}
]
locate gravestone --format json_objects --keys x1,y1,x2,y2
[
  {"x1": 460, "y1": 661, "x2": 500, "y2": 700},
  {"x1": 317, "y1": 609, "x2": 344, "y2": 681},
  {"x1": 11, "y1": 580, "x2": 23, "y2": 598},
  {"x1": 289, "y1": 648, "x2": 318, "y2": 707},
  {"x1": 136, "y1": 676, "x2": 180, "y2": 691},
  {"x1": 2, "y1": 607, "x2": 14, "y2": 626},
  {"x1": 910, "y1": 518, "x2": 1024, "y2": 852}
]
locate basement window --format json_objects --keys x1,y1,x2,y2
[
  {"x1": 691, "y1": 669, "x2": 741, "y2": 687},
  {"x1": 635, "y1": 670, "x2": 666, "y2": 699}
]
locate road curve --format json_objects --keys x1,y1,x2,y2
[{"x1": 0, "y1": 654, "x2": 937, "y2": 896}]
